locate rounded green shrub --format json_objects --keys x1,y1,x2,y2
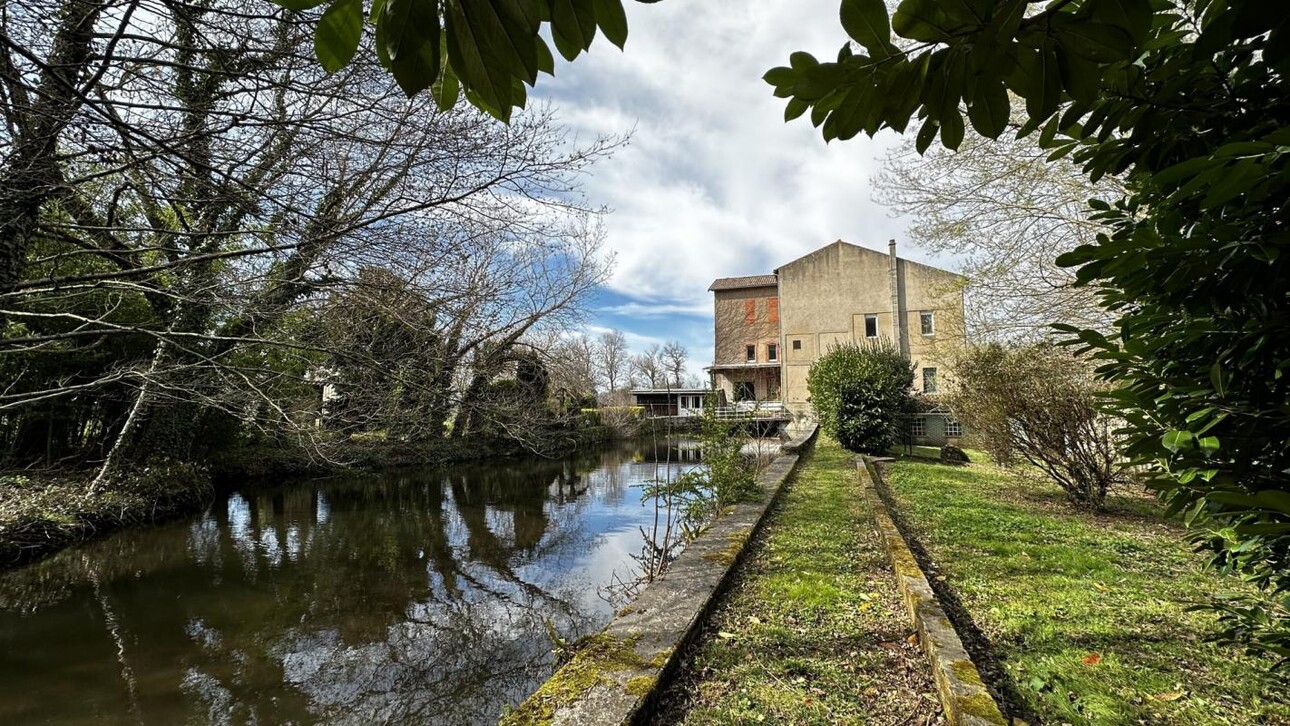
[{"x1": 806, "y1": 342, "x2": 913, "y2": 454}]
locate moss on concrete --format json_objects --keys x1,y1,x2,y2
[
  {"x1": 498, "y1": 633, "x2": 644, "y2": 726},
  {"x1": 955, "y1": 690, "x2": 1008, "y2": 723},
  {"x1": 949, "y1": 658, "x2": 986, "y2": 687},
  {"x1": 624, "y1": 675, "x2": 656, "y2": 697},
  {"x1": 647, "y1": 646, "x2": 674, "y2": 669}
]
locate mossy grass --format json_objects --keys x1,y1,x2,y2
[
  {"x1": 654, "y1": 438, "x2": 942, "y2": 724},
  {"x1": 883, "y1": 457, "x2": 1290, "y2": 725},
  {"x1": 0, "y1": 462, "x2": 209, "y2": 570}
]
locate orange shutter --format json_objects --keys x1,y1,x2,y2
[
  {"x1": 744, "y1": 299, "x2": 756, "y2": 324},
  {"x1": 768, "y1": 297, "x2": 779, "y2": 323}
]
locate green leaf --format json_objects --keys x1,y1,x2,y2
[
  {"x1": 966, "y1": 73, "x2": 1008, "y2": 138},
  {"x1": 1201, "y1": 159, "x2": 1262, "y2": 210},
  {"x1": 446, "y1": 0, "x2": 514, "y2": 114},
  {"x1": 940, "y1": 109, "x2": 964, "y2": 150},
  {"x1": 784, "y1": 97, "x2": 809, "y2": 121},
  {"x1": 593, "y1": 0, "x2": 628, "y2": 48},
  {"x1": 431, "y1": 49, "x2": 460, "y2": 110},
  {"x1": 841, "y1": 0, "x2": 893, "y2": 57},
  {"x1": 1210, "y1": 361, "x2": 1227, "y2": 397},
  {"x1": 1254, "y1": 490, "x2": 1290, "y2": 516},
  {"x1": 1026, "y1": 47, "x2": 1061, "y2": 122},
  {"x1": 915, "y1": 115, "x2": 939, "y2": 154},
  {"x1": 534, "y1": 35, "x2": 555, "y2": 74},
  {"x1": 1054, "y1": 21, "x2": 1134, "y2": 62},
  {"x1": 315, "y1": 0, "x2": 364, "y2": 73},
  {"x1": 550, "y1": 0, "x2": 594, "y2": 60},
  {"x1": 382, "y1": 0, "x2": 442, "y2": 97},
  {"x1": 892, "y1": 0, "x2": 959, "y2": 42},
  {"x1": 1057, "y1": 51, "x2": 1100, "y2": 105},
  {"x1": 1162, "y1": 429, "x2": 1193, "y2": 452},
  {"x1": 764, "y1": 66, "x2": 796, "y2": 88}
]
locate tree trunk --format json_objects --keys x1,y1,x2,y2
[{"x1": 0, "y1": 0, "x2": 108, "y2": 291}]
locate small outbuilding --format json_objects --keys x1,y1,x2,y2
[{"x1": 630, "y1": 388, "x2": 711, "y2": 418}]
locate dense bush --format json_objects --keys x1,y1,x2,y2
[
  {"x1": 951, "y1": 344, "x2": 1126, "y2": 509},
  {"x1": 807, "y1": 342, "x2": 913, "y2": 455}
]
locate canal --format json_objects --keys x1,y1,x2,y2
[{"x1": 0, "y1": 438, "x2": 701, "y2": 724}]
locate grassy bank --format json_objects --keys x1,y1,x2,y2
[
  {"x1": 0, "y1": 462, "x2": 210, "y2": 570},
  {"x1": 653, "y1": 438, "x2": 943, "y2": 725},
  {"x1": 881, "y1": 457, "x2": 1290, "y2": 725}
]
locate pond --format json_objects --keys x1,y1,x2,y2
[{"x1": 0, "y1": 438, "x2": 702, "y2": 725}]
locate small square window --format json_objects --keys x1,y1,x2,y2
[
  {"x1": 767, "y1": 343, "x2": 778, "y2": 362},
  {"x1": 792, "y1": 339, "x2": 802, "y2": 350},
  {"x1": 923, "y1": 367, "x2": 939, "y2": 394},
  {"x1": 909, "y1": 417, "x2": 926, "y2": 437},
  {"x1": 864, "y1": 314, "x2": 878, "y2": 338},
  {"x1": 920, "y1": 311, "x2": 935, "y2": 336},
  {"x1": 946, "y1": 419, "x2": 963, "y2": 437},
  {"x1": 745, "y1": 344, "x2": 756, "y2": 363}
]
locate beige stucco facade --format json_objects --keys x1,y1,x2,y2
[{"x1": 709, "y1": 240, "x2": 966, "y2": 419}]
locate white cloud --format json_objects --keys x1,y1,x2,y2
[{"x1": 536, "y1": 0, "x2": 934, "y2": 308}]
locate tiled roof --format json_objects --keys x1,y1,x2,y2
[{"x1": 707, "y1": 274, "x2": 778, "y2": 291}]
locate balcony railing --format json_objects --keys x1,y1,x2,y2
[{"x1": 714, "y1": 401, "x2": 789, "y2": 420}]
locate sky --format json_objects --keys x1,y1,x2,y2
[{"x1": 532, "y1": 0, "x2": 956, "y2": 380}]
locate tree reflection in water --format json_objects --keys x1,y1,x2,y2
[{"x1": 0, "y1": 439, "x2": 693, "y2": 725}]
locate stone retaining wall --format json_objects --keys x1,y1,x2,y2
[
  {"x1": 857, "y1": 457, "x2": 1008, "y2": 726},
  {"x1": 500, "y1": 424, "x2": 818, "y2": 726}
]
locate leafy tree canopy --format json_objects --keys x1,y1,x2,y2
[{"x1": 278, "y1": 0, "x2": 660, "y2": 120}]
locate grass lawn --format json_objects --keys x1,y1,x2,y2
[
  {"x1": 652, "y1": 438, "x2": 943, "y2": 726},
  {"x1": 881, "y1": 457, "x2": 1290, "y2": 726}
]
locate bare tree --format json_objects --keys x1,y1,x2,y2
[
  {"x1": 0, "y1": 0, "x2": 619, "y2": 480},
  {"x1": 631, "y1": 344, "x2": 664, "y2": 389},
  {"x1": 876, "y1": 111, "x2": 1122, "y2": 341},
  {"x1": 661, "y1": 340, "x2": 687, "y2": 387},
  {"x1": 544, "y1": 333, "x2": 599, "y2": 410},
  {"x1": 596, "y1": 329, "x2": 628, "y2": 393}
]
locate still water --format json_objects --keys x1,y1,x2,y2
[{"x1": 0, "y1": 439, "x2": 701, "y2": 725}]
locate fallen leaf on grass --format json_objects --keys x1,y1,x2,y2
[
  {"x1": 1152, "y1": 692, "x2": 1186, "y2": 702},
  {"x1": 1082, "y1": 653, "x2": 1102, "y2": 665},
  {"x1": 718, "y1": 631, "x2": 738, "y2": 640}
]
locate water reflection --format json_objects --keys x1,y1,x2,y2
[{"x1": 0, "y1": 438, "x2": 697, "y2": 725}]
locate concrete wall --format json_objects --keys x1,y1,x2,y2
[{"x1": 776, "y1": 241, "x2": 966, "y2": 415}]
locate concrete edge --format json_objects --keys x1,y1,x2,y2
[
  {"x1": 856, "y1": 457, "x2": 1009, "y2": 726},
  {"x1": 501, "y1": 423, "x2": 819, "y2": 726}
]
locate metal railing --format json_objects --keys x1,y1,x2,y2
[{"x1": 714, "y1": 401, "x2": 790, "y2": 420}]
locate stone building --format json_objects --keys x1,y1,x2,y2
[{"x1": 707, "y1": 240, "x2": 966, "y2": 419}]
